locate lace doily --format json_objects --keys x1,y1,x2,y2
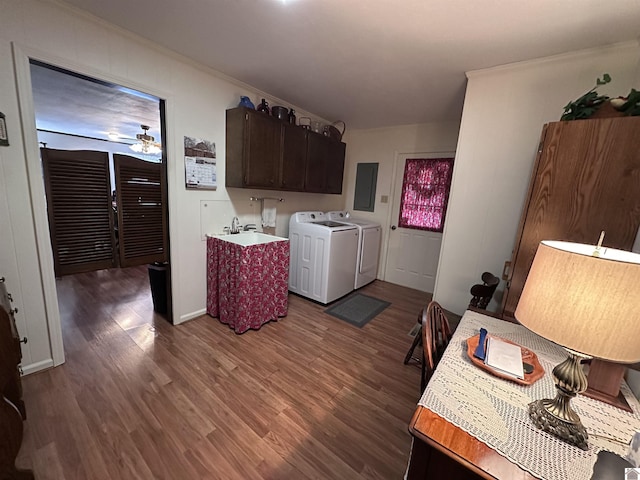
[{"x1": 418, "y1": 311, "x2": 640, "y2": 480}]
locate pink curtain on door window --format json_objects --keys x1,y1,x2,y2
[{"x1": 398, "y1": 158, "x2": 453, "y2": 232}]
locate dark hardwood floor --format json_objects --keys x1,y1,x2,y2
[{"x1": 17, "y1": 266, "x2": 431, "y2": 479}]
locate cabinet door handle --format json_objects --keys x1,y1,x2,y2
[
  {"x1": 20, "y1": 337, "x2": 27, "y2": 344},
  {"x1": 391, "y1": 225, "x2": 397, "y2": 230}
]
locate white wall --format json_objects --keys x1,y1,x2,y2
[
  {"x1": 342, "y1": 122, "x2": 460, "y2": 280},
  {"x1": 433, "y1": 41, "x2": 640, "y2": 316},
  {"x1": 0, "y1": 0, "x2": 346, "y2": 373}
]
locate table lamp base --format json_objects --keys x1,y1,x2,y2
[
  {"x1": 528, "y1": 399, "x2": 589, "y2": 450},
  {"x1": 528, "y1": 352, "x2": 589, "y2": 450}
]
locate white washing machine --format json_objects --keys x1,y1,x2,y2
[
  {"x1": 288, "y1": 212, "x2": 359, "y2": 304},
  {"x1": 327, "y1": 211, "x2": 382, "y2": 289}
]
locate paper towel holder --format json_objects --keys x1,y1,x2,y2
[
  {"x1": 249, "y1": 196, "x2": 284, "y2": 202},
  {"x1": 250, "y1": 197, "x2": 283, "y2": 232}
]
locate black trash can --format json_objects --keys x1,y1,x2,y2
[{"x1": 148, "y1": 262, "x2": 168, "y2": 314}]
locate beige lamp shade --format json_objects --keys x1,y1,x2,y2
[{"x1": 515, "y1": 240, "x2": 640, "y2": 363}]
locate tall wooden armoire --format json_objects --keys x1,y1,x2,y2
[{"x1": 501, "y1": 116, "x2": 640, "y2": 318}]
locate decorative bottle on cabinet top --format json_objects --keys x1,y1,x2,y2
[
  {"x1": 257, "y1": 98, "x2": 270, "y2": 114},
  {"x1": 288, "y1": 109, "x2": 296, "y2": 125},
  {"x1": 238, "y1": 96, "x2": 255, "y2": 109}
]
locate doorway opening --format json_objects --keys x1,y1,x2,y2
[{"x1": 29, "y1": 61, "x2": 172, "y2": 347}]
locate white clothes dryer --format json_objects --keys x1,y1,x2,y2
[
  {"x1": 288, "y1": 212, "x2": 359, "y2": 304},
  {"x1": 327, "y1": 211, "x2": 382, "y2": 289}
]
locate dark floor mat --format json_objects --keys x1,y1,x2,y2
[{"x1": 325, "y1": 293, "x2": 391, "y2": 328}]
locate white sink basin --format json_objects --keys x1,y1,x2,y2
[{"x1": 215, "y1": 232, "x2": 288, "y2": 247}]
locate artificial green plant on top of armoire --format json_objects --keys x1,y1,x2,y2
[
  {"x1": 611, "y1": 88, "x2": 640, "y2": 116},
  {"x1": 561, "y1": 73, "x2": 640, "y2": 120},
  {"x1": 561, "y1": 73, "x2": 611, "y2": 120}
]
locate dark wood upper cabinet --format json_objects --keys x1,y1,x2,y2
[
  {"x1": 245, "y1": 111, "x2": 281, "y2": 188},
  {"x1": 305, "y1": 131, "x2": 346, "y2": 194},
  {"x1": 501, "y1": 116, "x2": 640, "y2": 317},
  {"x1": 304, "y1": 132, "x2": 328, "y2": 193},
  {"x1": 226, "y1": 107, "x2": 345, "y2": 194},
  {"x1": 281, "y1": 122, "x2": 307, "y2": 191},
  {"x1": 324, "y1": 138, "x2": 346, "y2": 194}
]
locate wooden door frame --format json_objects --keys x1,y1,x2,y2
[
  {"x1": 12, "y1": 43, "x2": 175, "y2": 370},
  {"x1": 382, "y1": 151, "x2": 455, "y2": 284}
]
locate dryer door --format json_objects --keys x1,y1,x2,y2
[{"x1": 360, "y1": 227, "x2": 381, "y2": 274}]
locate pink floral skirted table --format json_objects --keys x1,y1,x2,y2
[{"x1": 206, "y1": 235, "x2": 289, "y2": 333}]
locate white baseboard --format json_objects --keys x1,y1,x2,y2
[
  {"x1": 177, "y1": 308, "x2": 207, "y2": 325},
  {"x1": 21, "y1": 358, "x2": 54, "y2": 376}
]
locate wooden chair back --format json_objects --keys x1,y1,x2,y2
[
  {"x1": 420, "y1": 301, "x2": 452, "y2": 392},
  {"x1": 469, "y1": 272, "x2": 500, "y2": 310}
]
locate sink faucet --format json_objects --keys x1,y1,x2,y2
[{"x1": 231, "y1": 216, "x2": 240, "y2": 234}]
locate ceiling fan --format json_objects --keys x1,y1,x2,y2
[{"x1": 129, "y1": 124, "x2": 162, "y2": 154}]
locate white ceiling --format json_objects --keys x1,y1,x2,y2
[{"x1": 53, "y1": 0, "x2": 640, "y2": 130}]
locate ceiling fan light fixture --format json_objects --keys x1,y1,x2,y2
[
  {"x1": 136, "y1": 124, "x2": 155, "y2": 143},
  {"x1": 130, "y1": 124, "x2": 162, "y2": 155}
]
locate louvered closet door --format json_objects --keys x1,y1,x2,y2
[
  {"x1": 114, "y1": 154, "x2": 167, "y2": 267},
  {"x1": 41, "y1": 148, "x2": 116, "y2": 276}
]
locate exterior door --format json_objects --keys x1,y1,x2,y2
[{"x1": 384, "y1": 152, "x2": 454, "y2": 292}]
